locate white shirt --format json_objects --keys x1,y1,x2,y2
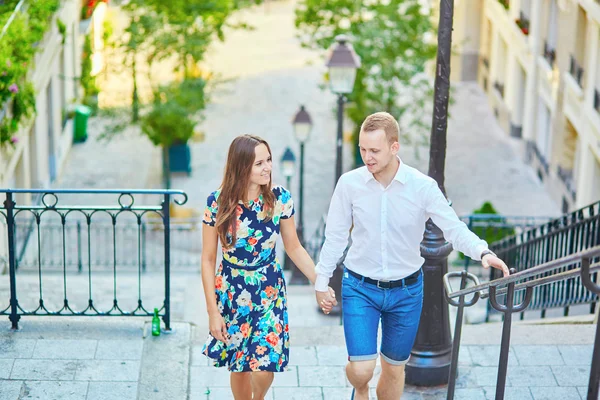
[{"x1": 314, "y1": 159, "x2": 489, "y2": 292}]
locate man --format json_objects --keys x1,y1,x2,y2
[{"x1": 314, "y1": 112, "x2": 509, "y2": 400}]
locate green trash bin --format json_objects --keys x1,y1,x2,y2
[{"x1": 73, "y1": 105, "x2": 91, "y2": 143}]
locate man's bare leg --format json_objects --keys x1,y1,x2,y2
[
  {"x1": 375, "y1": 357, "x2": 405, "y2": 400},
  {"x1": 346, "y1": 359, "x2": 377, "y2": 400}
]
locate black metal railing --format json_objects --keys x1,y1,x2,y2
[
  {"x1": 569, "y1": 55, "x2": 585, "y2": 88},
  {"x1": 6, "y1": 218, "x2": 201, "y2": 272},
  {"x1": 444, "y1": 246, "x2": 600, "y2": 400},
  {"x1": 527, "y1": 140, "x2": 550, "y2": 174},
  {"x1": 0, "y1": 189, "x2": 188, "y2": 330},
  {"x1": 459, "y1": 214, "x2": 554, "y2": 271},
  {"x1": 557, "y1": 165, "x2": 577, "y2": 201},
  {"x1": 543, "y1": 40, "x2": 556, "y2": 67},
  {"x1": 488, "y1": 201, "x2": 600, "y2": 320}
]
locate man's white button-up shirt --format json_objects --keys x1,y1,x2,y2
[{"x1": 314, "y1": 159, "x2": 488, "y2": 292}]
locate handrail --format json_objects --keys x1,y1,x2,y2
[
  {"x1": 443, "y1": 246, "x2": 600, "y2": 400},
  {"x1": 0, "y1": 0, "x2": 26, "y2": 40},
  {"x1": 484, "y1": 261, "x2": 600, "y2": 299},
  {"x1": 447, "y1": 245, "x2": 600, "y2": 299},
  {"x1": 0, "y1": 188, "x2": 189, "y2": 206}
]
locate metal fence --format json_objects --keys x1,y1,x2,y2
[
  {"x1": 444, "y1": 246, "x2": 600, "y2": 400},
  {"x1": 0, "y1": 189, "x2": 189, "y2": 330},
  {"x1": 489, "y1": 201, "x2": 600, "y2": 320},
  {"x1": 8, "y1": 218, "x2": 201, "y2": 272}
]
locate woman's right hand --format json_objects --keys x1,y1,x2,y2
[{"x1": 209, "y1": 312, "x2": 229, "y2": 344}]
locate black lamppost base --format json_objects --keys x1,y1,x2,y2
[{"x1": 405, "y1": 350, "x2": 452, "y2": 386}]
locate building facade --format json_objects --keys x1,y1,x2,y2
[{"x1": 451, "y1": 0, "x2": 600, "y2": 213}]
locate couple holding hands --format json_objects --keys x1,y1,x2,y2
[{"x1": 201, "y1": 112, "x2": 509, "y2": 399}]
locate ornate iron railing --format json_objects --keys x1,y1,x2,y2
[
  {"x1": 488, "y1": 201, "x2": 600, "y2": 320},
  {"x1": 0, "y1": 189, "x2": 188, "y2": 330},
  {"x1": 8, "y1": 218, "x2": 201, "y2": 272},
  {"x1": 444, "y1": 246, "x2": 600, "y2": 400}
]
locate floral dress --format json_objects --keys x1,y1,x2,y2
[{"x1": 202, "y1": 185, "x2": 294, "y2": 372}]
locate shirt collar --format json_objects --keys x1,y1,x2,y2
[{"x1": 362, "y1": 156, "x2": 407, "y2": 184}]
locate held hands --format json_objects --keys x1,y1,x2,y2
[
  {"x1": 482, "y1": 254, "x2": 510, "y2": 277},
  {"x1": 209, "y1": 312, "x2": 229, "y2": 344},
  {"x1": 315, "y1": 287, "x2": 338, "y2": 315}
]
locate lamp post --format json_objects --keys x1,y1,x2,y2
[
  {"x1": 325, "y1": 35, "x2": 360, "y2": 314},
  {"x1": 290, "y1": 105, "x2": 313, "y2": 285},
  {"x1": 405, "y1": 0, "x2": 456, "y2": 387},
  {"x1": 326, "y1": 34, "x2": 361, "y2": 185},
  {"x1": 280, "y1": 147, "x2": 296, "y2": 272}
]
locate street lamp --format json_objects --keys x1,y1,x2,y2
[
  {"x1": 326, "y1": 35, "x2": 360, "y2": 315},
  {"x1": 405, "y1": 0, "x2": 457, "y2": 387},
  {"x1": 290, "y1": 105, "x2": 313, "y2": 285},
  {"x1": 326, "y1": 34, "x2": 361, "y2": 185},
  {"x1": 280, "y1": 147, "x2": 296, "y2": 272}
]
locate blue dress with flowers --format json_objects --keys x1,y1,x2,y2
[{"x1": 202, "y1": 185, "x2": 294, "y2": 372}]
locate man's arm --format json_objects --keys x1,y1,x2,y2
[
  {"x1": 314, "y1": 176, "x2": 353, "y2": 292},
  {"x1": 425, "y1": 181, "x2": 510, "y2": 276}
]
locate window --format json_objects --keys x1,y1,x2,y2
[{"x1": 536, "y1": 98, "x2": 551, "y2": 162}]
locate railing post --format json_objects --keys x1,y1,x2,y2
[
  {"x1": 141, "y1": 222, "x2": 147, "y2": 272},
  {"x1": 489, "y1": 269, "x2": 533, "y2": 400},
  {"x1": 464, "y1": 217, "x2": 473, "y2": 270},
  {"x1": 581, "y1": 257, "x2": 600, "y2": 400},
  {"x1": 162, "y1": 194, "x2": 171, "y2": 331},
  {"x1": 5, "y1": 192, "x2": 20, "y2": 330},
  {"x1": 77, "y1": 221, "x2": 83, "y2": 273},
  {"x1": 444, "y1": 271, "x2": 481, "y2": 400}
]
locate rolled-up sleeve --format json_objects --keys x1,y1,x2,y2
[
  {"x1": 315, "y1": 176, "x2": 353, "y2": 291},
  {"x1": 425, "y1": 181, "x2": 488, "y2": 260}
]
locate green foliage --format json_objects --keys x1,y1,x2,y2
[
  {"x1": 124, "y1": 0, "x2": 260, "y2": 78},
  {"x1": 458, "y1": 202, "x2": 515, "y2": 260},
  {"x1": 57, "y1": 18, "x2": 66, "y2": 45},
  {"x1": 295, "y1": 0, "x2": 437, "y2": 163},
  {"x1": 0, "y1": 0, "x2": 60, "y2": 147},
  {"x1": 140, "y1": 78, "x2": 208, "y2": 147},
  {"x1": 81, "y1": 33, "x2": 99, "y2": 113}
]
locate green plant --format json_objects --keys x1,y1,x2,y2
[
  {"x1": 81, "y1": 34, "x2": 99, "y2": 99},
  {"x1": 57, "y1": 18, "x2": 67, "y2": 45},
  {"x1": 0, "y1": 0, "x2": 60, "y2": 147},
  {"x1": 140, "y1": 78, "x2": 207, "y2": 147},
  {"x1": 295, "y1": 0, "x2": 438, "y2": 165},
  {"x1": 458, "y1": 202, "x2": 515, "y2": 260}
]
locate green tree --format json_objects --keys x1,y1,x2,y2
[
  {"x1": 295, "y1": 0, "x2": 437, "y2": 164},
  {"x1": 126, "y1": 0, "x2": 259, "y2": 78}
]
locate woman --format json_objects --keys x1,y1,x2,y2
[{"x1": 201, "y1": 134, "x2": 336, "y2": 400}]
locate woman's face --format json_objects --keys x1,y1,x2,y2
[{"x1": 249, "y1": 143, "x2": 272, "y2": 188}]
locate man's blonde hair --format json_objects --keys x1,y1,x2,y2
[{"x1": 360, "y1": 112, "x2": 399, "y2": 144}]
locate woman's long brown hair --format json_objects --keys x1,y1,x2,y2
[{"x1": 216, "y1": 134, "x2": 276, "y2": 249}]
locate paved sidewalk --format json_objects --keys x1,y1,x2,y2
[
  {"x1": 1, "y1": 272, "x2": 597, "y2": 399},
  {"x1": 0, "y1": 319, "x2": 190, "y2": 400}
]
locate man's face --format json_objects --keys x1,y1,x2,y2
[{"x1": 358, "y1": 129, "x2": 399, "y2": 175}]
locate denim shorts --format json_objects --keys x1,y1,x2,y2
[{"x1": 342, "y1": 268, "x2": 424, "y2": 365}]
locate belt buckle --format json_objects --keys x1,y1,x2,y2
[{"x1": 377, "y1": 280, "x2": 390, "y2": 289}]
